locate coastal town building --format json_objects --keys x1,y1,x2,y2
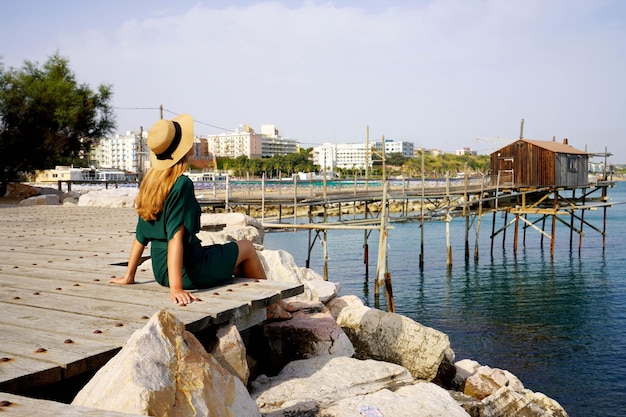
[
  {"x1": 375, "y1": 139, "x2": 414, "y2": 157},
  {"x1": 313, "y1": 143, "x2": 372, "y2": 171},
  {"x1": 260, "y1": 124, "x2": 299, "y2": 157},
  {"x1": 206, "y1": 125, "x2": 262, "y2": 159},
  {"x1": 34, "y1": 166, "x2": 131, "y2": 182},
  {"x1": 90, "y1": 131, "x2": 147, "y2": 174}
]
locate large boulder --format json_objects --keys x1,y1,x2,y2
[
  {"x1": 336, "y1": 304, "x2": 455, "y2": 382},
  {"x1": 259, "y1": 249, "x2": 341, "y2": 302},
  {"x1": 200, "y1": 213, "x2": 264, "y2": 244},
  {"x1": 19, "y1": 194, "x2": 60, "y2": 206},
  {"x1": 322, "y1": 382, "x2": 470, "y2": 417},
  {"x1": 483, "y1": 386, "x2": 569, "y2": 417},
  {"x1": 249, "y1": 355, "x2": 414, "y2": 415},
  {"x1": 462, "y1": 365, "x2": 524, "y2": 400},
  {"x1": 72, "y1": 309, "x2": 260, "y2": 417},
  {"x1": 248, "y1": 303, "x2": 355, "y2": 374},
  {"x1": 210, "y1": 323, "x2": 250, "y2": 386},
  {"x1": 77, "y1": 188, "x2": 138, "y2": 207}
]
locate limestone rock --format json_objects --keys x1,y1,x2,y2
[
  {"x1": 322, "y1": 382, "x2": 470, "y2": 417},
  {"x1": 253, "y1": 304, "x2": 354, "y2": 372},
  {"x1": 210, "y1": 323, "x2": 250, "y2": 386},
  {"x1": 336, "y1": 304, "x2": 454, "y2": 381},
  {"x1": 19, "y1": 194, "x2": 60, "y2": 206},
  {"x1": 302, "y1": 272, "x2": 341, "y2": 303},
  {"x1": 198, "y1": 213, "x2": 264, "y2": 244},
  {"x1": 200, "y1": 212, "x2": 262, "y2": 230},
  {"x1": 250, "y1": 356, "x2": 414, "y2": 415},
  {"x1": 326, "y1": 295, "x2": 365, "y2": 319},
  {"x1": 463, "y1": 365, "x2": 524, "y2": 400},
  {"x1": 483, "y1": 386, "x2": 569, "y2": 417},
  {"x1": 259, "y1": 249, "x2": 302, "y2": 284},
  {"x1": 453, "y1": 358, "x2": 481, "y2": 390},
  {"x1": 72, "y1": 309, "x2": 260, "y2": 417},
  {"x1": 77, "y1": 188, "x2": 138, "y2": 207}
]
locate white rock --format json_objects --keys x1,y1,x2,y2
[
  {"x1": 482, "y1": 386, "x2": 569, "y2": 417},
  {"x1": 326, "y1": 295, "x2": 365, "y2": 320},
  {"x1": 77, "y1": 188, "x2": 138, "y2": 207},
  {"x1": 19, "y1": 194, "x2": 60, "y2": 206},
  {"x1": 336, "y1": 304, "x2": 454, "y2": 381},
  {"x1": 211, "y1": 323, "x2": 250, "y2": 386},
  {"x1": 322, "y1": 382, "x2": 470, "y2": 417},
  {"x1": 250, "y1": 356, "x2": 414, "y2": 415},
  {"x1": 464, "y1": 365, "x2": 524, "y2": 400},
  {"x1": 304, "y1": 277, "x2": 341, "y2": 303},
  {"x1": 453, "y1": 358, "x2": 481, "y2": 390},
  {"x1": 72, "y1": 309, "x2": 260, "y2": 417}
]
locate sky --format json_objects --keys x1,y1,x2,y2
[{"x1": 1, "y1": 0, "x2": 625, "y2": 162}]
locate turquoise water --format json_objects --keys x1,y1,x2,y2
[{"x1": 263, "y1": 183, "x2": 626, "y2": 417}]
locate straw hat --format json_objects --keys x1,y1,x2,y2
[{"x1": 147, "y1": 114, "x2": 194, "y2": 170}]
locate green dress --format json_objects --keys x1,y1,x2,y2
[{"x1": 135, "y1": 174, "x2": 238, "y2": 290}]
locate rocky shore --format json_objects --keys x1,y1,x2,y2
[{"x1": 3, "y1": 183, "x2": 569, "y2": 416}]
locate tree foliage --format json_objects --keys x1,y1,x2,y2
[
  {"x1": 212, "y1": 147, "x2": 317, "y2": 177},
  {"x1": 0, "y1": 53, "x2": 115, "y2": 192}
]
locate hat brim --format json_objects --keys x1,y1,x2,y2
[{"x1": 149, "y1": 114, "x2": 194, "y2": 170}]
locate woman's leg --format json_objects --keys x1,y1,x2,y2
[
  {"x1": 233, "y1": 240, "x2": 266, "y2": 279},
  {"x1": 233, "y1": 240, "x2": 295, "y2": 320}
]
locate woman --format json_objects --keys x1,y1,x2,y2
[{"x1": 109, "y1": 114, "x2": 293, "y2": 320}]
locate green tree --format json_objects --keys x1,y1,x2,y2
[{"x1": 0, "y1": 53, "x2": 115, "y2": 194}]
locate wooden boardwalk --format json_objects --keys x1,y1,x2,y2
[{"x1": 0, "y1": 205, "x2": 303, "y2": 399}]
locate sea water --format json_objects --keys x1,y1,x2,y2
[{"x1": 263, "y1": 183, "x2": 626, "y2": 417}]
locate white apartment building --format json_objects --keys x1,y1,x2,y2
[
  {"x1": 206, "y1": 125, "x2": 262, "y2": 159},
  {"x1": 375, "y1": 139, "x2": 414, "y2": 157},
  {"x1": 313, "y1": 142, "x2": 372, "y2": 171},
  {"x1": 91, "y1": 132, "x2": 146, "y2": 173},
  {"x1": 260, "y1": 124, "x2": 299, "y2": 157}
]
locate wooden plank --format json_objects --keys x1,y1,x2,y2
[
  {"x1": 0, "y1": 355, "x2": 63, "y2": 392},
  {"x1": 0, "y1": 322, "x2": 119, "y2": 379},
  {"x1": 0, "y1": 392, "x2": 147, "y2": 416},
  {"x1": 0, "y1": 274, "x2": 251, "y2": 330}
]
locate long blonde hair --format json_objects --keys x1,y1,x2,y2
[{"x1": 136, "y1": 156, "x2": 188, "y2": 221}]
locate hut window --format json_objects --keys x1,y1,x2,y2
[{"x1": 567, "y1": 156, "x2": 579, "y2": 172}]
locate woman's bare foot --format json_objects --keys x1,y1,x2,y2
[
  {"x1": 278, "y1": 299, "x2": 300, "y2": 313},
  {"x1": 266, "y1": 304, "x2": 292, "y2": 321}
]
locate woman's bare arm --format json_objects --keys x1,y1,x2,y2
[
  {"x1": 167, "y1": 226, "x2": 198, "y2": 305},
  {"x1": 109, "y1": 238, "x2": 145, "y2": 285}
]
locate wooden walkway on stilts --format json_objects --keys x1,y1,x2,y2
[{"x1": 0, "y1": 205, "x2": 303, "y2": 414}]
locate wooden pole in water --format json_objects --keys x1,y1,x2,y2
[
  {"x1": 375, "y1": 136, "x2": 389, "y2": 298},
  {"x1": 602, "y1": 185, "x2": 608, "y2": 250},
  {"x1": 445, "y1": 171, "x2": 452, "y2": 267},
  {"x1": 419, "y1": 149, "x2": 425, "y2": 268},
  {"x1": 579, "y1": 189, "x2": 586, "y2": 255},
  {"x1": 323, "y1": 229, "x2": 328, "y2": 281},
  {"x1": 463, "y1": 164, "x2": 470, "y2": 263},
  {"x1": 491, "y1": 172, "x2": 501, "y2": 257},
  {"x1": 551, "y1": 189, "x2": 557, "y2": 256},
  {"x1": 474, "y1": 173, "x2": 485, "y2": 261},
  {"x1": 513, "y1": 214, "x2": 519, "y2": 257},
  {"x1": 569, "y1": 189, "x2": 575, "y2": 251}
]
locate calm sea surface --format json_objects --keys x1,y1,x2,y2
[{"x1": 263, "y1": 182, "x2": 626, "y2": 417}]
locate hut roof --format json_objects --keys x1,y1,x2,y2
[{"x1": 494, "y1": 139, "x2": 588, "y2": 156}]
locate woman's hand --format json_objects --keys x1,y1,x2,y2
[
  {"x1": 170, "y1": 289, "x2": 199, "y2": 306},
  {"x1": 109, "y1": 275, "x2": 135, "y2": 285}
]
